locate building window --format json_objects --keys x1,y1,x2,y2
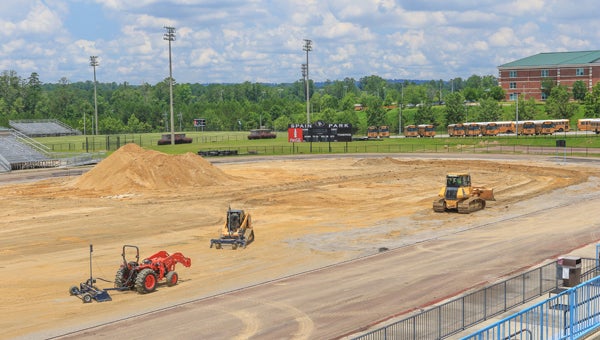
[
  {"x1": 509, "y1": 82, "x2": 517, "y2": 89},
  {"x1": 541, "y1": 69, "x2": 549, "y2": 77},
  {"x1": 509, "y1": 70, "x2": 517, "y2": 78},
  {"x1": 509, "y1": 93, "x2": 518, "y2": 101},
  {"x1": 576, "y1": 68, "x2": 584, "y2": 76},
  {"x1": 541, "y1": 92, "x2": 548, "y2": 100}
]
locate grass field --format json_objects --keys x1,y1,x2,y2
[{"x1": 35, "y1": 129, "x2": 600, "y2": 158}]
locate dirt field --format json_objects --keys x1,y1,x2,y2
[{"x1": 2, "y1": 144, "x2": 600, "y2": 339}]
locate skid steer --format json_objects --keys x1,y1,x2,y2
[
  {"x1": 433, "y1": 172, "x2": 495, "y2": 214},
  {"x1": 210, "y1": 207, "x2": 254, "y2": 249}
]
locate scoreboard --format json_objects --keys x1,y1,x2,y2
[{"x1": 287, "y1": 121, "x2": 352, "y2": 142}]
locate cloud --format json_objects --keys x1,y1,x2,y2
[{"x1": 1, "y1": 0, "x2": 599, "y2": 84}]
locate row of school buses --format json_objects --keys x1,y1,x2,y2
[{"x1": 402, "y1": 118, "x2": 600, "y2": 138}]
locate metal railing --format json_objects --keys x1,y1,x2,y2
[
  {"x1": 463, "y1": 275, "x2": 600, "y2": 340},
  {"x1": 353, "y1": 258, "x2": 600, "y2": 340}
]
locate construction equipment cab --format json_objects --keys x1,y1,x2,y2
[{"x1": 433, "y1": 173, "x2": 495, "y2": 214}]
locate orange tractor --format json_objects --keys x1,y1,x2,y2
[{"x1": 114, "y1": 245, "x2": 192, "y2": 294}]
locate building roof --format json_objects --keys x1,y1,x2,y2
[{"x1": 499, "y1": 50, "x2": 600, "y2": 68}]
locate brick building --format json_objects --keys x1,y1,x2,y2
[{"x1": 498, "y1": 50, "x2": 600, "y2": 101}]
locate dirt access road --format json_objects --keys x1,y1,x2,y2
[{"x1": 2, "y1": 144, "x2": 600, "y2": 339}]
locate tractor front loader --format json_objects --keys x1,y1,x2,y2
[{"x1": 114, "y1": 245, "x2": 192, "y2": 294}]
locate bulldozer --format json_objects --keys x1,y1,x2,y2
[
  {"x1": 210, "y1": 207, "x2": 254, "y2": 249},
  {"x1": 433, "y1": 173, "x2": 495, "y2": 214},
  {"x1": 114, "y1": 245, "x2": 192, "y2": 294}
]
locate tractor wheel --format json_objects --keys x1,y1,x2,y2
[
  {"x1": 69, "y1": 286, "x2": 80, "y2": 296},
  {"x1": 114, "y1": 267, "x2": 130, "y2": 289},
  {"x1": 166, "y1": 271, "x2": 178, "y2": 287},
  {"x1": 247, "y1": 230, "x2": 255, "y2": 244},
  {"x1": 82, "y1": 293, "x2": 93, "y2": 303},
  {"x1": 135, "y1": 268, "x2": 157, "y2": 294}
]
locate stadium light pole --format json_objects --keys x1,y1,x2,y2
[
  {"x1": 164, "y1": 26, "x2": 176, "y2": 145},
  {"x1": 89, "y1": 56, "x2": 99, "y2": 135},
  {"x1": 514, "y1": 92, "x2": 520, "y2": 138},
  {"x1": 303, "y1": 39, "x2": 312, "y2": 124},
  {"x1": 399, "y1": 83, "x2": 403, "y2": 136},
  {"x1": 301, "y1": 63, "x2": 307, "y2": 119}
]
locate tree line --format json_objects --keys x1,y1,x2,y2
[{"x1": 0, "y1": 70, "x2": 598, "y2": 135}]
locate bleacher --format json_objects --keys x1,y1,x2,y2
[
  {"x1": 0, "y1": 130, "x2": 59, "y2": 171},
  {"x1": 9, "y1": 119, "x2": 81, "y2": 137}
]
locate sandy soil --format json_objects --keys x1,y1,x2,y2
[{"x1": 1, "y1": 144, "x2": 599, "y2": 339}]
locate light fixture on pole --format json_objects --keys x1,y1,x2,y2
[
  {"x1": 303, "y1": 39, "x2": 312, "y2": 124},
  {"x1": 89, "y1": 56, "x2": 99, "y2": 135},
  {"x1": 164, "y1": 26, "x2": 176, "y2": 145}
]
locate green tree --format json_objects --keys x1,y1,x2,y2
[
  {"x1": 414, "y1": 102, "x2": 436, "y2": 125},
  {"x1": 541, "y1": 78, "x2": 555, "y2": 99},
  {"x1": 486, "y1": 86, "x2": 505, "y2": 101},
  {"x1": 444, "y1": 92, "x2": 465, "y2": 125},
  {"x1": 364, "y1": 95, "x2": 385, "y2": 127},
  {"x1": 519, "y1": 97, "x2": 537, "y2": 121},
  {"x1": 478, "y1": 98, "x2": 501, "y2": 122},
  {"x1": 572, "y1": 80, "x2": 587, "y2": 101},
  {"x1": 545, "y1": 86, "x2": 577, "y2": 119},
  {"x1": 358, "y1": 75, "x2": 386, "y2": 99},
  {"x1": 273, "y1": 115, "x2": 291, "y2": 131},
  {"x1": 583, "y1": 82, "x2": 600, "y2": 118}
]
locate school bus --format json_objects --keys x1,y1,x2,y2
[
  {"x1": 547, "y1": 119, "x2": 569, "y2": 132},
  {"x1": 447, "y1": 123, "x2": 466, "y2": 137},
  {"x1": 378, "y1": 125, "x2": 390, "y2": 138},
  {"x1": 367, "y1": 126, "x2": 379, "y2": 138},
  {"x1": 480, "y1": 122, "x2": 499, "y2": 136},
  {"x1": 577, "y1": 118, "x2": 600, "y2": 132},
  {"x1": 589, "y1": 120, "x2": 600, "y2": 134},
  {"x1": 495, "y1": 121, "x2": 516, "y2": 134},
  {"x1": 519, "y1": 121, "x2": 537, "y2": 135},
  {"x1": 417, "y1": 124, "x2": 436, "y2": 137},
  {"x1": 404, "y1": 125, "x2": 419, "y2": 137},
  {"x1": 538, "y1": 121, "x2": 556, "y2": 135},
  {"x1": 466, "y1": 123, "x2": 481, "y2": 137}
]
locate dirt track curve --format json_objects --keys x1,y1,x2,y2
[{"x1": 2, "y1": 146, "x2": 600, "y2": 339}]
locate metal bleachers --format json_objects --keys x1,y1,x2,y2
[
  {"x1": 9, "y1": 119, "x2": 80, "y2": 137},
  {"x1": 0, "y1": 130, "x2": 59, "y2": 171}
]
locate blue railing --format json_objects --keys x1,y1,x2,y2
[{"x1": 462, "y1": 276, "x2": 600, "y2": 340}]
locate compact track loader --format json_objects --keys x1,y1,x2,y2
[{"x1": 210, "y1": 207, "x2": 254, "y2": 249}]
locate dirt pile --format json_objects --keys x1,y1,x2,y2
[{"x1": 73, "y1": 143, "x2": 232, "y2": 193}]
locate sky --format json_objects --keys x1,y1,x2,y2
[{"x1": 1, "y1": 0, "x2": 600, "y2": 85}]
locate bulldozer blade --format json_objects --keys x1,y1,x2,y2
[{"x1": 479, "y1": 188, "x2": 495, "y2": 201}]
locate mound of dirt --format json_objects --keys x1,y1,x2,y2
[
  {"x1": 352, "y1": 157, "x2": 401, "y2": 167},
  {"x1": 73, "y1": 143, "x2": 232, "y2": 192}
]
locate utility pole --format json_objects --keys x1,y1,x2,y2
[
  {"x1": 164, "y1": 26, "x2": 176, "y2": 145},
  {"x1": 399, "y1": 83, "x2": 404, "y2": 136},
  {"x1": 303, "y1": 39, "x2": 312, "y2": 124},
  {"x1": 89, "y1": 56, "x2": 99, "y2": 135}
]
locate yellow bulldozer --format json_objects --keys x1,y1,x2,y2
[
  {"x1": 210, "y1": 207, "x2": 254, "y2": 249},
  {"x1": 433, "y1": 173, "x2": 495, "y2": 214}
]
